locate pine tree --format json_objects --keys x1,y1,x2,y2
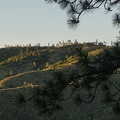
[{"x1": 45, "y1": 0, "x2": 120, "y2": 29}]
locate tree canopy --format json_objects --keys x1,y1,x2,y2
[{"x1": 44, "y1": 0, "x2": 120, "y2": 29}]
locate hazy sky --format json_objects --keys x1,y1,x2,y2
[{"x1": 0, "y1": 0, "x2": 119, "y2": 48}]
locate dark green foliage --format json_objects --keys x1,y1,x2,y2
[
  {"x1": 101, "y1": 83, "x2": 110, "y2": 91},
  {"x1": 104, "y1": 93, "x2": 114, "y2": 103},
  {"x1": 33, "y1": 87, "x2": 43, "y2": 95},
  {"x1": 113, "y1": 106, "x2": 120, "y2": 113},
  {"x1": 74, "y1": 94, "x2": 83, "y2": 106},
  {"x1": 17, "y1": 94, "x2": 26, "y2": 103}
]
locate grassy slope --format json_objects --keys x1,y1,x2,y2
[
  {"x1": 0, "y1": 44, "x2": 120, "y2": 120},
  {"x1": 0, "y1": 44, "x2": 106, "y2": 89}
]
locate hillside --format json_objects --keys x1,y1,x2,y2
[
  {"x1": 0, "y1": 44, "x2": 106, "y2": 89},
  {"x1": 0, "y1": 43, "x2": 119, "y2": 120}
]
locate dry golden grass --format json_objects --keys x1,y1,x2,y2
[{"x1": 88, "y1": 48, "x2": 104, "y2": 56}]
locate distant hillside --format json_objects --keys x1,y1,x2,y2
[
  {"x1": 0, "y1": 43, "x2": 106, "y2": 89},
  {"x1": 0, "y1": 43, "x2": 120, "y2": 120}
]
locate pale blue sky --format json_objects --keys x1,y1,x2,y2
[{"x1": 0, "y1": 0, "x2": 119, "y2": 48}]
